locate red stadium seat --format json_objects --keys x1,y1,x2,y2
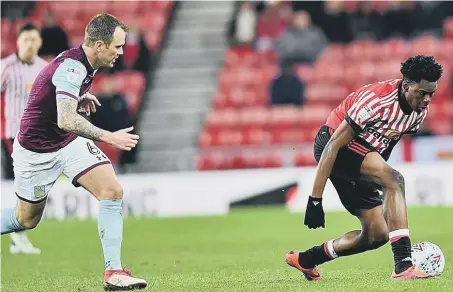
[
  {"x1": 137, "y1": 13, "x2": 167, "y2": 33},
  {"x1": 48, "y1": 1, "x2": 80, "y2": 17},
  {"x1": 78, "y1": 2, "x2": 110, "y2": 16},
  {"x1": 196, "y1": 152, "x2": 226, "y2": 170},
  {"x1": 238, "y1": 107, "x2": 269, "y2": 128},
  {"x1": 410, "y1": 35, "x2": 440, "y2": 57},
  {"x1": 379, "y1": 38, "x2": 410, "y2": 60},
  {"x1": 144, "y1": 30, "x2": 162, "y2": 52},
  {"x1": 205, "y1": 109, "x2": 240, "y2": 130},
  {"x1": 294, "y1": 151, "x2": 317, "y2": 167},
  {"x1": 108, "y1": 1, "x2": 140, "y2": 15}
]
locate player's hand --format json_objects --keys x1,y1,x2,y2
[
  {"x1": 106, "y1": 126, "x2": 140, "y2": 151},
  {"x1": 304, "y1": 196, "x2": 325, "y2": 229},
  {"x1": 78, "y1": 92, "x2": 101, "y2": 116}
]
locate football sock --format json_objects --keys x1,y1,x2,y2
[
  {"x1": 1, "y1": 207, "x2": 25, "y2": 235},
  {"x1": 389, "y1": 229, "x2": 413, "y2": 274},
  {"x1": 299, "y1": 240, "x2": 338, "y2": 269},
  {"x1": 98, "y1": 200, "x2": 123, "y2": 270}
]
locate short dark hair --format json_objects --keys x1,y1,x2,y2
[
  {"x1": 18, "y1": 23, "x2": 40, "y2": 36},
  {"x1": 84, "y1": 13, "x2": 128, "y2": 47},
  {"x1": 400, "y1": 55, "x2": 443, "y2": 83}
]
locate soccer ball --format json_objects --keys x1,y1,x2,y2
[{"x1": 411, "y1": 242, "x2": 445, "y2": 276}]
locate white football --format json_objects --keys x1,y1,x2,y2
[{"x1": 411, "y1": 241, "x2": 445, "y2": 276}]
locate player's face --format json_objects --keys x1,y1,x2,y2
[
  {"x1": 404, "y1": 80, "x2": 437, "y2": 110},
  {"x1": 16, "y1": 29, "x2": 42, "y2": 61},
  {"x1": 98, "y1": 27, "x2": 126, "y2": 68}
]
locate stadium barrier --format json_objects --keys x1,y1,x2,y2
[{"x1": 1, "y1": 160, "x2": 452, "y2": 220}]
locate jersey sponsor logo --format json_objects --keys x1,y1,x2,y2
[
  {"x1": 364, "y1": 127, "x2": 401, "y2": 145},
  {"x1": 66, "y1": 68, "x2": 82, "y2": 83}
]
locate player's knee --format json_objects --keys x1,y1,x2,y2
[
  {"x1": 17, "y1": 217, "x2": 40, "y2": 230},
  {"x1": 383, "y1": 168, "x2": 405, "y2": 193},
  {"x1": 98, "y1": 183, "x2": 123, "y2": 200},
  {"x1": 15, "y1": 202, "x2": 45, "y2": 230}
]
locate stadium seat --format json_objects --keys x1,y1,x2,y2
[
  {"x1": 48, "y1": 1, "x2": 80, "y2": 17},
  {"x1": 108, "y1": 1, "x2": 140, "y2": 15},
  {"x1": 294, "y1": 151, "x2": 317, "y2": 167},
  {"x1": 144, "y1": 30, "x2": 162, "y2": 52}
]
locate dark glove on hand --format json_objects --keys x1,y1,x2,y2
[{"x1": 304, "y1": 196, "x2": 325, "y2": 229}]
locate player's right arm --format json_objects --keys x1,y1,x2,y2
[
  {"x1": 311, "y1": 121, "x2": 356, "y2": 198},
  {"x1": 311, "y1": 89, "x2": 382, "y2": 199},
  {"x1": 53, "y1": 59, "x2": 138, "y2": 151}
]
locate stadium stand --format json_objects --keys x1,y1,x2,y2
[
  {"x1": 1, "y1": 1, "x2": 174, "y2": 167},
  {"x1": 197, "y1": 1, "x2": 453, "y2": 171}
]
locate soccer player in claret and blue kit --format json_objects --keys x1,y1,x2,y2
[{"x1": 0, "y1": 13, "x2": 147, "y2": 291}]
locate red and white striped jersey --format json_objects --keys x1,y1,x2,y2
[
  {"x1": 1, "y1": 53, "x2": 47, "y2": 138},
  {"x1": 326, "y1": 79, "x2": 428, "y2": 154}
]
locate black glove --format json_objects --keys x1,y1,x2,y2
[{"x1": 304, "y1": 196, "x2": 325, "y2": 229}]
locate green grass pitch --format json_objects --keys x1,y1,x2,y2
[{"x1": 2, "y1": 206, "x2": 452, "y2": 292}]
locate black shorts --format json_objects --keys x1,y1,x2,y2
[{"x1": 313, "y1": 125, "x2": 383, "y2": 216}]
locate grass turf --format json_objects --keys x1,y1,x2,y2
[{"x1": 1, "y1": 206, "x2": 452, "y2": 292}]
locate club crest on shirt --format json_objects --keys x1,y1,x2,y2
[
  {"x1": 384, "y1": 129, "x2": 401, "y2": 138},
  {"x1": 33, "y1": 185, "x2": 46, "y2": 198}
]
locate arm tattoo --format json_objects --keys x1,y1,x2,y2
[{"x1": 56, "y1": 98, "x2": 106, "y2": 141}]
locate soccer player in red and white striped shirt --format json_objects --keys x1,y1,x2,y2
[
  {"x1": 285, "y1": 56, "x2": 443, "y2": 280},
  {"x1": 1, "y1": 23, "x2": 46, "y2": 255}
]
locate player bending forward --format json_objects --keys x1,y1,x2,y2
[
  {"x1": 0, "y1": 13, "x2": 147, "y2": 290},
  {"x1": 286, "y1": 55, "x2": 443, "y2": 280}
]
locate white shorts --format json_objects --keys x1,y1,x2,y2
[{"x1": 12, "y1": 136, "x2": 111, "y2": 203}]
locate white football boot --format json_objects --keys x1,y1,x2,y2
[
  {"x1": 9, "y1": 232, "x2": 41, "y2": 255},
  {"x1": 104, "y1": 269, "x2": 147, "y2": 291}
]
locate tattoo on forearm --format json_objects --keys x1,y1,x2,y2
[{"x1": 57, "y1": 98, "x2": 105, "y2": 141}]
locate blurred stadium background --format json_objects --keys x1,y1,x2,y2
[{"x1": 1, "y1": 1, "x2": 453, "y2": 291}]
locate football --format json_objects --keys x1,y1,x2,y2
[{"x1": 411, "y1": 242, "x2": 445, "y2": 276}]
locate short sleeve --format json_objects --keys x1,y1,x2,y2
[
  {"x1": 345, "y1": 90, "x2": 381, "y2": 132},
  {"x1": 52, "y1": 58, "x2": 87, "y2": 100}
]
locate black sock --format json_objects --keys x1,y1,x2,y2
[
  {"x1": 298, "y1": 243, "x2": 333, "y2": 269},
  {"x1": 391, "y1": 236, "x2": 413, "y2": 274}
]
